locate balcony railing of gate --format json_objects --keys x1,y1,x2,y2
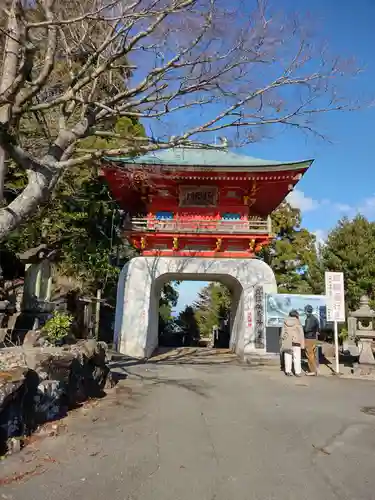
[{"x1": 124, "y1": 216, "x2": 272, "y2": 234}]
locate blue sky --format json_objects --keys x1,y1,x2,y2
[
  {"x1": 248, "y1": 0, "x2": 375, "y2": 243},
  {"x1": 170, "y1": 0, "x2": 375, "y2": 311}
]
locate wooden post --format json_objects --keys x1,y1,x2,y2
[
  {"x1": 267, "y1": 215, "x2": 272, "y2": 234},
  {"x1": 94, "y1": 289, "x2": 102, "y2": 340}
]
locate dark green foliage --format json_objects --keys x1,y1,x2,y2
[
  {"x1": 160, "y1": 282, "x2": 179, "y2": 310},
  {"x1": 321, "y1": 215, "x2": 375, "y2": 310},
  {"x1": 5, "y1": 167, "x2": 128, "y2": 298},
  {"x1": 175, "y1": 305, "x2": 200, "y2": 345},
  {"x1": 260, "y1": 202, "x2": 322, "y2": 294},
  {"x1": 159, "y1": 282, "x2": 179, "y2": 333},
  {"x1": 3, "y1": 117, "x2": 145, "y2": 298},
  {"x1": 194, "y1": 283, "x2": 231, "y2": 338},
  {"x1": 158, "y1": 282, "x2": 181, "y2": 346}
]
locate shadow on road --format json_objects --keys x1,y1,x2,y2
[
  {"x1": 148, "y1": 347, "x2": 239, "y2": 366},
  {"x1": 107, "y1": 348, "x2": 238, "y2": 397}
]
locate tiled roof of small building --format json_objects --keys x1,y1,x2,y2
[{"x1": 106, "y1": 146, "x2": 313, "y2": 169}]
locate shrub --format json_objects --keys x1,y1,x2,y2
[
  {"x1": 42, "y1": 311, "x2": 73, "y2": 345},
  {"x1": 339, "y1": 326, "x2": 349, "y2": 343}
]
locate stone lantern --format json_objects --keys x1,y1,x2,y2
[{"x1": 349, "y1": 296, "x2": 375, "y2": 365}]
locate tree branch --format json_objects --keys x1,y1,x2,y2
[{"x1": 0, "y1": 0, "x2": 364, "y2": 240}]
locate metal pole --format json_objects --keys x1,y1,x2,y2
[{"x1": 334, "y1": 321, "x2": 340, "y2": 374}]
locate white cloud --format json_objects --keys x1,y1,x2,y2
[
  {"x1": 334, "y1": 203, "x2": 352, "y2": 213},
  {"x1": 358, "y1": 196, "x2": 375, "y2": 217},
  {"x1": 286, "y1": 189, "x2": 375, "y2": 223},
  {"x1": 286, "y1": 189, "x2": 320, "y2": 212}
]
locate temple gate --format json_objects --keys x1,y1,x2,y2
[{"x1": 103, "y1": 143, "x2": 313, "y2": 359}]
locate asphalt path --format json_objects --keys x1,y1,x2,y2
[{"x1": 2, "y1": 359, "x2": 375, "y2": 500}]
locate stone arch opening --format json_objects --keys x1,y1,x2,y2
[
  {"x1": 114, "y1": 256, "x2": 277, "y2": 359},
  {"x1": 153, "y1": 273, "x2": 243, "y2": 351}
]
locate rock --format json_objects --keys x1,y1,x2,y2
[
  {"x1": 0, "y1": 349, "x2": 27, "y2": 372},
  {"x1": 22, "y1": 348, "x2": 75, "y2": 382},
  {"x1": 0, "y1": 341, "x2": 110, "y2": 456},
  {"x1": 0, "y1": 368, "x2": 28, "y2": 456},
  {"x1": 76, "y1": 339, "x2": 98, "y2": 359},
  {"x1": 104, "y1": 370, "x2": 127, "y2": 389},
  {"x1": 6, "y1": 437, "x2": 21, "y2": 455},
  {"x1": 34, "y1": 380, "x2": 66, "y2": 423},
  {"x1": 0, "y1": 368, "x2": 26, "y2": 408},
  {"x1": 22, "y1": 330, "x2": 44, "y2": 348},
  {"x1": 343, "y1": 341, "x2": 360, "y2": 357}
]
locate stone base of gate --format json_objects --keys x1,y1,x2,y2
[
  {"x1": 114, "y1": 256, "x2": 277, "y2": 359},
  {"x1": 243, "y1": 352, "x2": 280, "y2": 366}
]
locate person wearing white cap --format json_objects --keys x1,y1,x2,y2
[{"x1": 280, "y1": 310, "x2": 305, "y2": 377}]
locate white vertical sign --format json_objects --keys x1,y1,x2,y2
[
  {"x1": 325, "y1": 271, "x2": 345, "y2": 323},
  {"x1": 325, "y1": 271, "x2": 345, "y2": 374}
]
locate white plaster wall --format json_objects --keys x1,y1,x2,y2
[{"x1": 114, "y1": 256, "x2": 277, "y2": 359}]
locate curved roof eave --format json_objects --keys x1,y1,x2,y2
[{"x1": 103, "y1": 148, "x2": 314, "y2": 173}]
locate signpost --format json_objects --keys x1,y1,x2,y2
[{"x1": 325, "y1": 272, "x2": 345, "y2": 374}]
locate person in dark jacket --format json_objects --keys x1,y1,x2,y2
[{"x1": 303, "y1": 304, "x2": 319, "y2": 375}]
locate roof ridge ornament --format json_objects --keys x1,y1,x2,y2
[{"x1": 219, "y1": 137, "x2": 228, "y2": 150}]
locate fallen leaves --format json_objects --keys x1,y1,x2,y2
[{"x1": 0, "y1": 465, "x2": 45, "y2": 486}]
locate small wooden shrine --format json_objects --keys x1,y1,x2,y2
[{"x1": 102, "y1": 143, "x2": 313, "y2": 258}]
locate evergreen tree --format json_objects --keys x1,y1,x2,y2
[
  {"x1": 260, "y1": 202, "x2": 323, "y2": 294},
  {"x1": 159, "y1": 282, "x2": 179, "y2": 336},
  {"x1": 194, "y1": 283, "x2": 231, "y2": 338},
  {"x1": 176, "y1": 306, "x2": 200, "y2": 346},
  {"x1": 322, "y1": 215, "x2": 375, "y2": 310}
]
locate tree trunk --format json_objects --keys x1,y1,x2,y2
[{"x1": 0, "y1": 0, "x2": 21, "y2": 203}]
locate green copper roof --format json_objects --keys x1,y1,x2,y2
[{"x1": 105, "y1": 146, "x2": 313, "y2": 169}]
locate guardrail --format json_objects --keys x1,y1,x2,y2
[{"x1": 124, "y1": 217, "x2": 271, "y2": 234}]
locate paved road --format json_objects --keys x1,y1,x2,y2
[{"x1": 2, "y1": 358, "x2": 375, "y2": 500}]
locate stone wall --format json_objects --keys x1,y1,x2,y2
[{"x1": 0, "y1": 339, "x2": 110, "y2": 457}]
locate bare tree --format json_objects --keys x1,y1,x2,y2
[{"x1": 0, "y1": 0, "x2": 358, "y2": 241}]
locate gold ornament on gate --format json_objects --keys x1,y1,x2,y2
[{"x1": 243, "y1": 180, "x2": 258, "y2": 206}]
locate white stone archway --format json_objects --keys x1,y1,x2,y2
[{"x1": 114, "y1": 256, "x2": 277, "y2": 359}]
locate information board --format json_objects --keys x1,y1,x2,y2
[
  {"x1": 325, "y1": 271, "x2": 345, "y2": 322},
  {"x1": 265, "y1": 293, "x2": 327, "y2": 328}
]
